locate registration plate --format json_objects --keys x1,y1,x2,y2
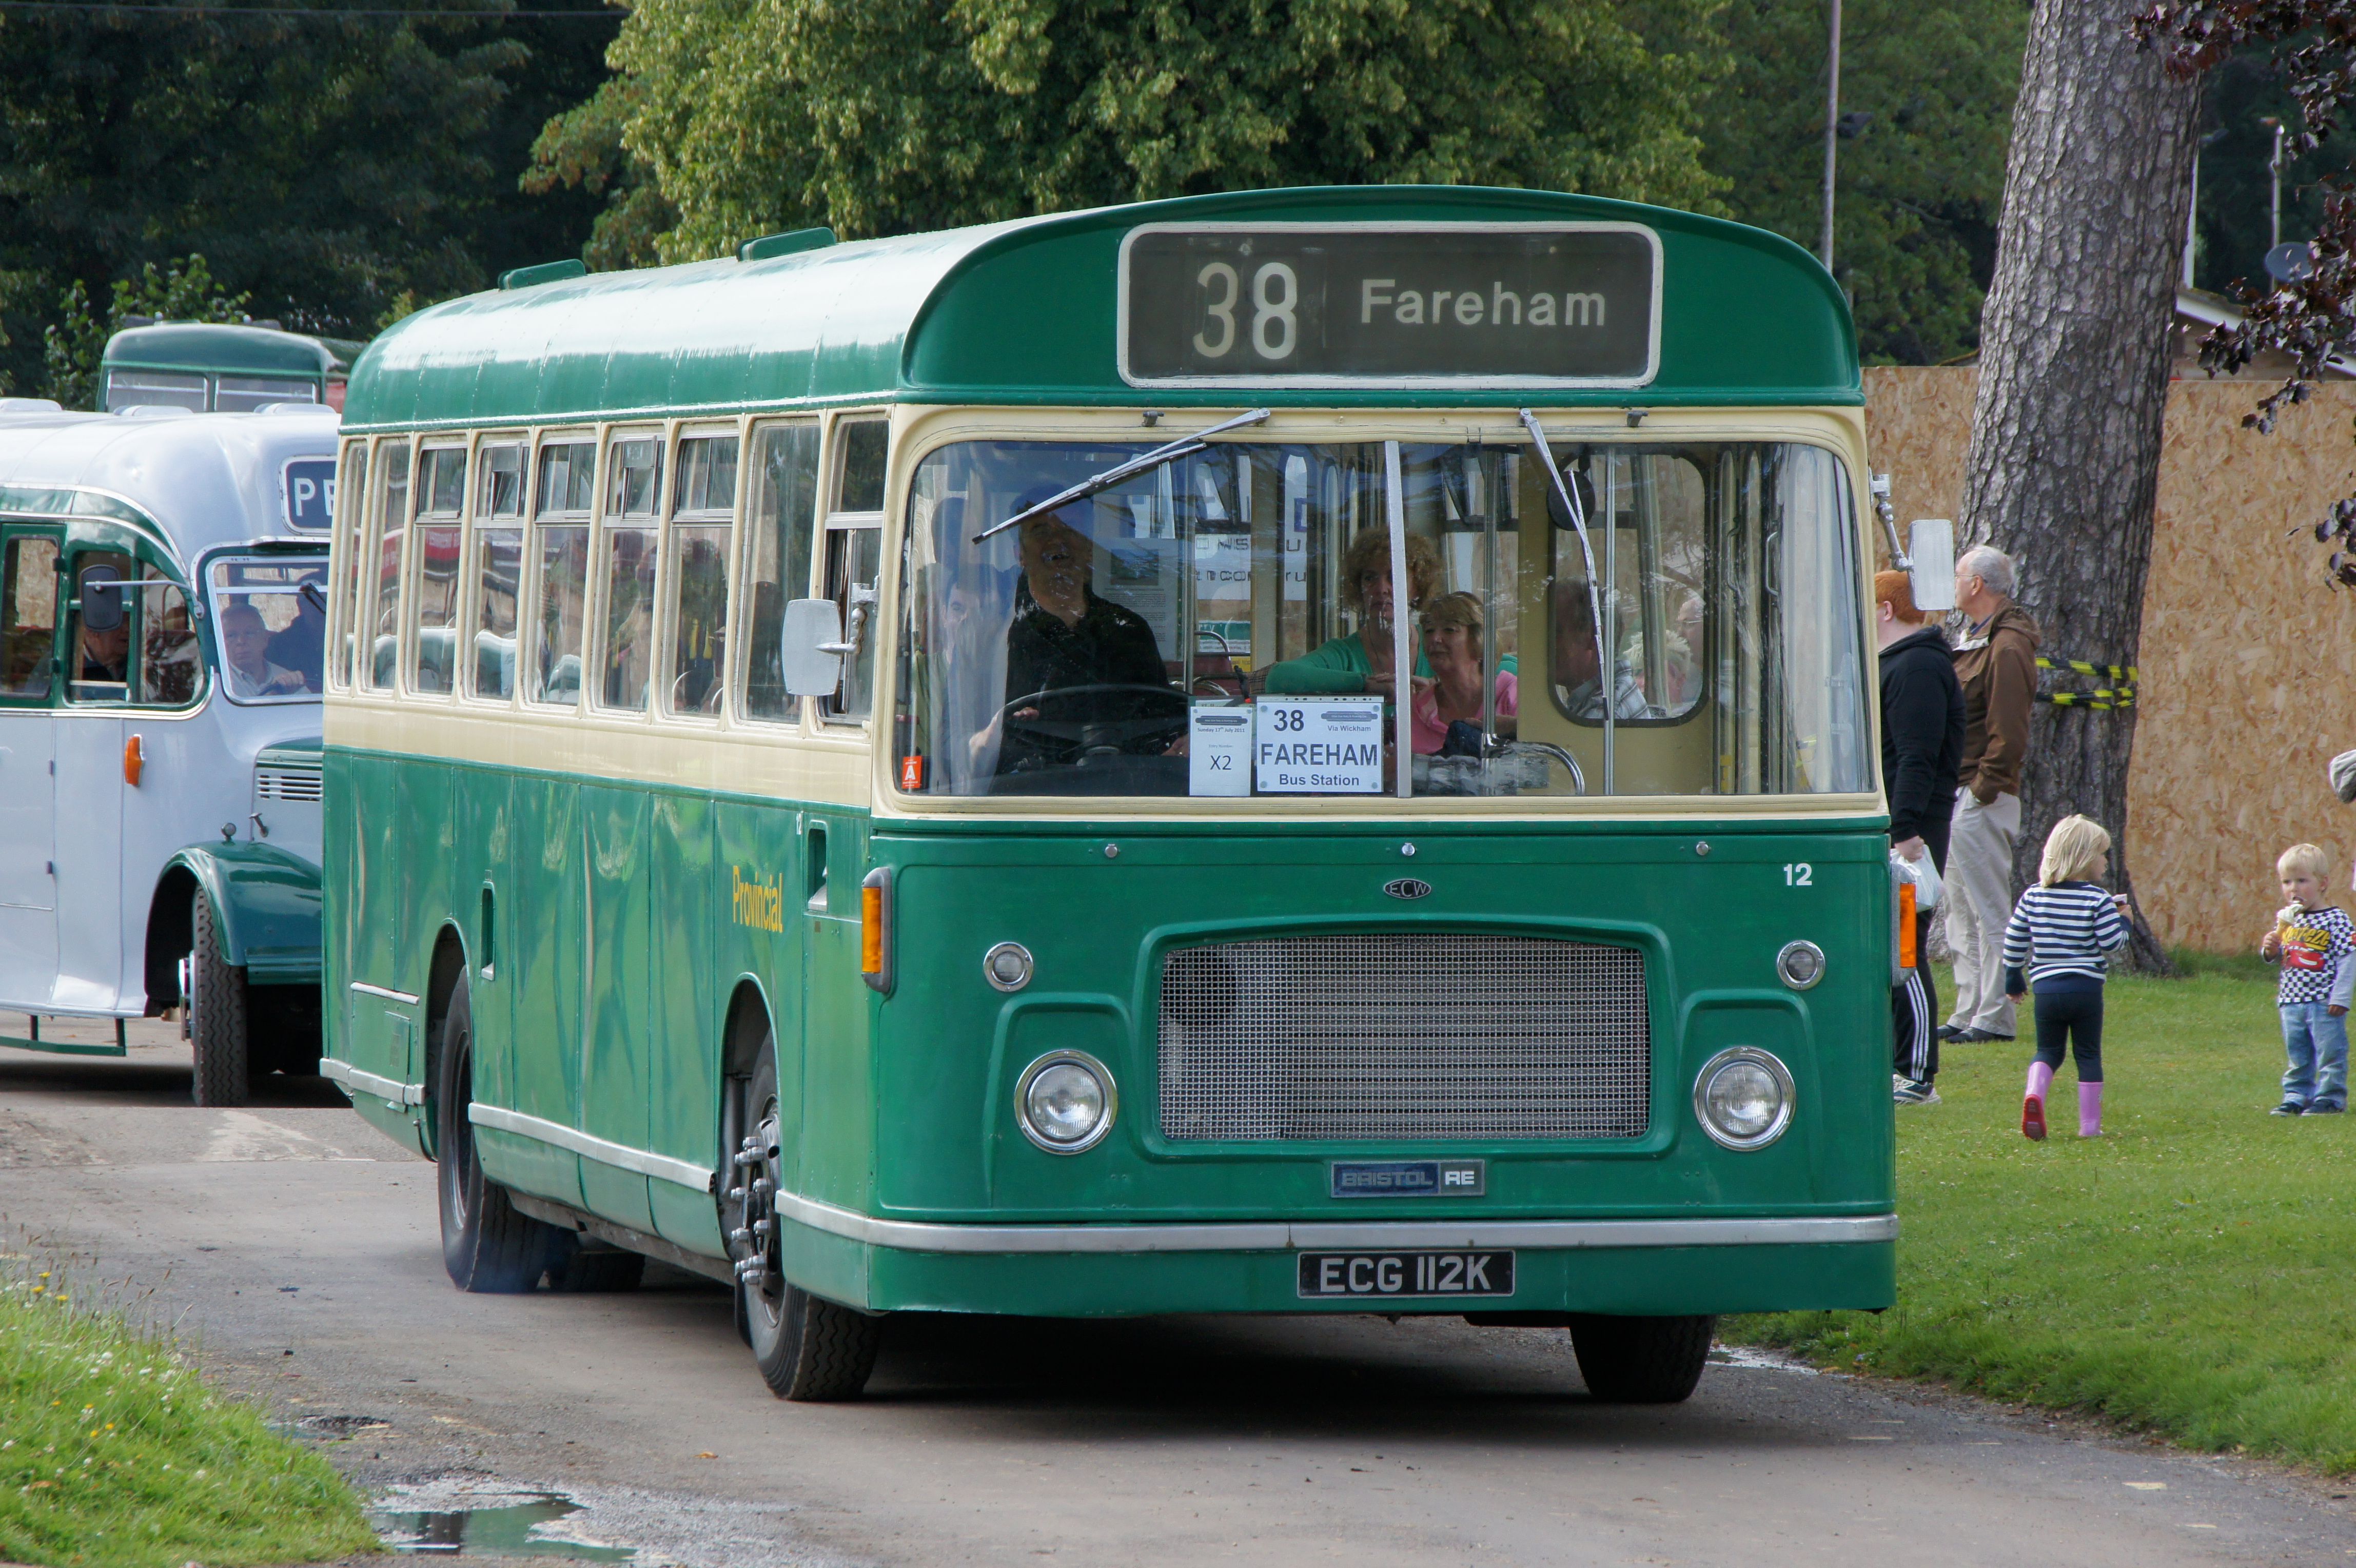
[{"x1": 1296, "y1": 1250, "x2": 1515, "y2": 1300}]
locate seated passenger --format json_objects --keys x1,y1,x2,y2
[
  {"x1": 1263, "y1": 529, "x2": 1440, "y2": 700},
  {"x1": 1552, "y1": 580, "x2": 1656, "y2": 721},
  {"x1": 1410, "y1": 592, "x2": 1518, "y2": 754},
  {"x1": 996, "y1": 498, "x2": 1172, "y2": 770},
  {"x1": 78, "y1": 617, "x2": 128, "y2": 685},
  {"x1": 218, "y1": 601, "x2": 308, "y2": 697}
]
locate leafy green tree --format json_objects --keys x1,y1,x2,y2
[
  {"x1": 0, "y1": 2, "x2": 621, "y2": 393},
  {"x1": 1697, "y1": 0, "x2": 2027, "y2": 364},
  {"x1": 40, "y1": 255, "x2": 251, "y2": 409},
  {"x1": 578, "y1": 0, "x2": 1730, "y2": 264}
]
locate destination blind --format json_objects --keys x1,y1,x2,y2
[{"x1": 1121, "y1": 223, "x2": 1659, "y2": 386}]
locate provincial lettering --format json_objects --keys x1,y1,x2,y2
[{"x1": 730, "y1": 864, "x2": 785, "y2": 934}]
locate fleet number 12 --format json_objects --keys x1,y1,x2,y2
[{"x1": 1782, "y1": 863, "x2": 1813, "y2": 886}]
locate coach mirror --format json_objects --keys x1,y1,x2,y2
[
  {"x1": 781, "y1": 596, "x2": 849, "y2": 697},
  {"x1": 77, "y1": 562, "x2": 126, "y2": 632},
  {"x1": 1907, "y1": 518, "x2": 1956, "y2": 613}
]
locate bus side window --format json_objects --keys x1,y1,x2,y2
[
  {"x1": 738, "y1": 421, "x2": 819, "y2": 723},
  {"x1": 820, "y1": 419, "x2": 888, "y2": 724},
  {"x1": 330, "y1": 441, "x2": 367, "y2": 689},
  {"x1": 136, "y1": 583, "x2": 199, "y2": 707},
  {"x1": 0, "y1": 534, "x2": 58, "y2": 699},
  {"x1": 531, "y1": 438, "x2": 596, "y2": 708},
  {"x1": 363, "y1": 442, "x2": 411, "y2": 692},
  {"x1": 666, "y1": 432, "x2": 737, "y2": 718},
  {"x1": 411, "y1": 446, "x2": 467, "y2": 696},
  {"x1": 821, "y1": 525, "x2": 882, "y2": 722},
  {"x1": 65, "y1": 551, "x2": 134, "y2": 703},
  {"x1": 470, "y1": 442, "x2": 525, "y2": 701},
  {"x1": 596, "y1": 433, "x2": 663, "y2": 712}
]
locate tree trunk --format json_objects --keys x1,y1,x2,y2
[{"x1": 1958, "y1": 0, "x2": 2198, "y2": 973}]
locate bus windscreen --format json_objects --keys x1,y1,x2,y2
[
  {"x1": 208, "y1": 556, "x2": 327, "y2": 701},
  {"x1": 898, "y1": 438, "x2": 1869, "y2": 801}
]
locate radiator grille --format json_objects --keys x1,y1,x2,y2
[
  {"x1": 254, "y1": 766, "x2": 323, "y2": 803},
  {"x1": 1157, "y1": 933, "x2": 1650, "y2": 1142}
]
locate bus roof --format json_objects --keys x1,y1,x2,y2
[
  {"x1": 0, "y1": 408, "x2": 340, "y2": 558},
  {"x1": 345, "y1": 187, "x2": 1859, "y2": 432},
  {"x1": 103, "y1": 323, "x2": 358, "y2": 379}
]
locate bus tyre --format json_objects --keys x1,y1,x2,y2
[
  {"x1": 730, "y1": 1050, "x2": 881, "y2": 1401},
  {"x1": 1567, "y1": 1314, "x2": 1717, "y2": 1404},
  {"x1": 435, "y1": 982, "x2": 562, "y2": 1293},
  {"x1": 188, "y1": 890, "x2": 251, "y2": 1107}
]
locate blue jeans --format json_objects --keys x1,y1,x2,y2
[{"x1": 2281, "y1": 1003, "x2": 2350, "y2": 1110}]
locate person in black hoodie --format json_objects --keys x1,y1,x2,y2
[{"x1": 1876, "y1": 570, "x2": 1967, "y2": 1104}]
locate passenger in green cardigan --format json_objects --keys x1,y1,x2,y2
[{"x1": 1264, "y1": 530, "x2": 1442, "y2": 699}]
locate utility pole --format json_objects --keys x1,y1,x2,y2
[{"x1": 1819, "y1": 0, "x2": 1843, "y2": 268}]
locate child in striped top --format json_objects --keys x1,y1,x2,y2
[{"x1": 2002, "y1": 815, "x2": 2133, "y2": 1140}]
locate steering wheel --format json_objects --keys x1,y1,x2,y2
[{"x1": 1000, "y1": 683, "x2": 1188, "y2": 765}]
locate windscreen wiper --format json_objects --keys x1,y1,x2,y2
[{"x1": 971, "y1": 409, "x2": 1271, "y2": 543}]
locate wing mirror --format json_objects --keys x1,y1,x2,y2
[
  {"x1": 1907, "y1": 519, "x2": 1956, "y2": 613},
  {"x1": 781, "y1": 597, "x2": 853, "y2": 697},
  {"x1": 77, "y1": 563, "x2": 126, "y2": 632}
]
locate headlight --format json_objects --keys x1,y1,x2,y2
[
  {"x1": 1693, "y1": 1047, "x2": 1794, "y2": 1150},
  {"x1": 1015, "y1": 1051, "x2": 1116, "y2": 1153}
]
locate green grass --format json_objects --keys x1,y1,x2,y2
[
  {"x1": 1733, "y1": 966, "x2": 2356, "y2": 1470},
  {"x1": 0, "y1": 1262, "x2": 377, "y2": 1567}
]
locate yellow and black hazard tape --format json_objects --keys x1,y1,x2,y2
[
  {"x1": 2033, "y1": 653, "x2": 2135, "y2": 711},
  {"x1": 2036, "y1": 656, "x2": 2137, "y2": 683}
]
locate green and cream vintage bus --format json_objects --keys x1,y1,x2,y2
[{"x1": 324, "y1": 188, "x2": 1907, "y2": 1404}]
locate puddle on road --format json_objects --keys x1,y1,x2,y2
[{"x1": 372, "y1": 1491, "x2": 634, "y2": 1561}]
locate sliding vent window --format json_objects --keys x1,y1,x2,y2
[
  {"x1": 137, "y1": 583, "x2": 200, "y2": 706},
  {"x1": 471, "y1": 442, "x2": 525, "y2": 699},
  {"x1": 531, "y1": 440, "x2": 595, "y2": 705},
  {"x1": 363, "y1": 443, "x2": 409, "y2": 691},
  {"x1": 410, "y1": 447, "x2": 466, "y2": 695},
  {"x1": 598, "y1": 435, "x2": 662, "y2": 712},
  {"x1": 666, "y1": 434, "x2": 736, "y2": 717},
  {"x1": 331, "y1": 443, "x2": 366, "y2": 689},
  {"x1": 739, "y1": 422, "x2": 819, "y2": 722}
]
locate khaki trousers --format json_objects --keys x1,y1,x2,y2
[{"x1": 1945, "y1": 790, "x2": 2021, "y2": 1036}]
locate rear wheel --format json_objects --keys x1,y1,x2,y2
[
  {"x1": 188, "y1": 891, "x2": 250, "y2": 1107},
  {"x1": 726, "y1": 1042, "x2": 881, "y2": 1400},
  {"x1": 1567, "y1": 1314, "x2": 1717, "y2": 1403},
  {"x1": 435, "y1": 981, "x2": 563, "y2": 1292}
]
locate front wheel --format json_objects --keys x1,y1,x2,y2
[
  {"x1": 1567, "y1": 1314, "x2": 1716, "y2": 1403},
  {"x1": 188, "y1": 890, "x2": 250, "y2": 1107},
  {"x1": 435, "y1": 981, "x2": 563, "y2": 1292},
  {"x1": 726, "y1": 1041, "x2": 881, "y2": 1400}
]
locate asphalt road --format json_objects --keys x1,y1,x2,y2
[{"x1": 7, "y1": 1017, "x2": 2356, "y2": 1567}]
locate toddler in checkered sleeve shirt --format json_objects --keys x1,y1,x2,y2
[{"x1": 2259, "y1": 843, "x2": 2356, "y2": 1116}]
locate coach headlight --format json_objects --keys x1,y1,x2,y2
[
  {"x1": 1693, "y1": 1048, "x2": 1794, "y2": 1151},
  {"x1": 1016, "y1": 1051, "x2": 1116, "y2": 1153}
]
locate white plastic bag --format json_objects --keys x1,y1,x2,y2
[{"x1": 1890, "y1": 848, "x2": 1942, "y2": 912}]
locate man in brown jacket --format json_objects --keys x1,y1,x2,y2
[{"x1": 1940, "y1": 545, "x2": 2041, "y2": 1043}]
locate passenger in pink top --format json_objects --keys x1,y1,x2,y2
[{"x1": 1410, "y1": 591, "x2": 1517, "y2": 754}]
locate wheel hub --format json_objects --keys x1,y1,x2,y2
[{"x1": 727, "y1": 1114, "x2": 781, "y2": 1289}]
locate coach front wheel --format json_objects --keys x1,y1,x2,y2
[
  {"x1": 187, "y1": 890, "x2": 251, "y2": 1107},
  {"x1": 726, "y1": 1043, "x2": 881, "y2": 1401}
]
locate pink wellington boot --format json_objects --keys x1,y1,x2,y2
[
  {"x1": 2024, "y1": 1061, "x2": 2054, "y2": 1141},
  {"x1": 2078, "y1": 1081, "x2": 2104, "y2": 1138}
]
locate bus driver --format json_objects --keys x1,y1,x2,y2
[
  {"x1": 218, "y1": 600, "x2": 310, "y2": 697},
  {"x1": 994, "y1": 497, "x2": 1173, "y2": 772}
]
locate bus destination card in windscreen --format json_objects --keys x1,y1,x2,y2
[{"x1": 1121, "y1": 223, "x2": 1660, "y2": 387}]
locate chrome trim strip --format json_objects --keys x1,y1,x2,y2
[
  {"x1": 467, "y1": 1103, "x2": 713, "y2": 1192},
  {"x1": 320, "y1": 1057, "x2": 422, "y2": 1107},
  {"x1": 771, "y1": 1192, "x2": 1897, "y2": 1256},
  {"x1": 348, "y1": 981, "x2": 421, "y2": 1005}
]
